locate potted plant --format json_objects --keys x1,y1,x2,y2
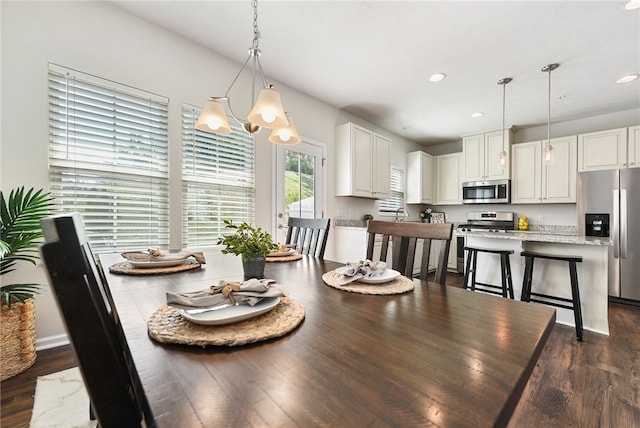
[
  {"x1": 363, "y1": 213, "x2": 373, "y2": 227},
  {"x1": 217, "y1": 219, "x2": 278, "y2": 280},
  {"x1": 1, "y1": 187, "x2": 53, "y2": 381}
]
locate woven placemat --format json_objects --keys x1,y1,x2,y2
[
  {"x1": 266, "y1": 253, "x2": 303, "y2": 262},
  {"x1": 109, "y1": 261, "x2": 201, "y2": 275},
  {"x1": 322, "y1": 270, "x2": 415, "y2": 295},
  {"x1": 147, "y1": 296, "x2": 305, "y2": 347}
]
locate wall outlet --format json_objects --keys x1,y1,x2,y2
[{"x1": 538, "y1": 214, "x2": 545, "y2": 223}]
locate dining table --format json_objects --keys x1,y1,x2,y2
[{"x1": 99, "y1": 248, "x2": 555, "y2": 428}]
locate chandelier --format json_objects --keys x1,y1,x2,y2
[{"x1": 195, "y1": 0, "x2": 300, "y2": 145}]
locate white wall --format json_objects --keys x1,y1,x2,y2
[{"x1": 0, "y1": 1, "x2": 418, "y2": 347}]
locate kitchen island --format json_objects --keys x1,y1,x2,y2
[{"x1": 457, "y1": 229, "x2": 612, "y2": 335}]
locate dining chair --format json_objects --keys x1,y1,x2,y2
[
  {"x1": 366, "y1": 220, "x2": 453, "y2": 285},
  {"x1": 285, "y1": 217, "x2": 331, "y2": 258},
  {"x1": 40, "y1": 213, "x2": 154, "y2": 428}
]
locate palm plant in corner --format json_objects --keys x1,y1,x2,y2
[{"x1": 0, "y1": 187, "x2": 53, "y2": 381}]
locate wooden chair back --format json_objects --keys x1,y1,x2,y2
[
  {"x1": 365, "y1": 220, "x2": 453, "y2": 285},
  {"x1": 285, "y1": 217, "x2": 331, "y2": 258},
  {"x1": 40, "y1": 213, "x2": 153, "y2": 428}
]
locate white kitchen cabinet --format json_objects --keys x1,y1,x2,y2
[
  {"x1": 512, "y1": 136, "x2": 577, "y2": 204},
  {"x1": 406, "y1": 151, "x2": 434, "y2": 204},
  {"x1": 578, "y1": 127, "x2": 627, "y2": 172},
  {"x1": 463, "y1": 129, "x2": 511, "y2": 182},
  {"x1": 629, "y1": 125, "x2": 640, "y2": 168},
  {"x1": 435, "y1": 152, "x2": 462, "y2": 205},
  {"x1": 335, "y1": 122, "x2": 390, "y2": 198}
]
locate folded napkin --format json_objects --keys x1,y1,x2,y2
[
  {"x1": 166, "y1": 278, "x2": 285, "y2": 310},
  {"x1": 121, "y1": 249, "x2": 206, "y2": 264},
  {"x1": 334, "y1": 260, "x2": 387, "y2": 285}
]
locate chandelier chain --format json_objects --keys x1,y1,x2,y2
[{"x1": 252, "y1": 0, "x2": 260, "y2": 50}]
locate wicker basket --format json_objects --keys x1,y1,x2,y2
[{"x1": 0, "y1": 299, "x2": 37, "y2": 381}]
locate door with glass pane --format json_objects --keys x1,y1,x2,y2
[{"x1": 275, "y1": 140, "x2": 325, "y2": 243}]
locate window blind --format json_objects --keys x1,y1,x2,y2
[
  {"x1": 181, "y1": 105, "x2": 256, "y2": 248},
  {"x1": 378, "y1": 165, "x2": 405, "y2": 214},
  {"x1": 48, "y1": 64, "x2": 169, "y2": 252}
]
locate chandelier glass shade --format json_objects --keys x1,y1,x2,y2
[
  {"x1": 269, "y1": 113, "x2": 301, "y2": 145},
  {"x1": 196, "y1": 0, "x2": 298, "y2": 144}
]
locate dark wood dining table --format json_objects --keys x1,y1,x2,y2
[{"x1": 99, "y1": 249, "x2": 555, "y2": 428}]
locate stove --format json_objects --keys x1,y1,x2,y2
[
  {"x1": 455, "y1": 211, "x2": 515, "y2": 273},
  {"x1": 456, "y1": 211, "x2": 515, "y2": 233}
]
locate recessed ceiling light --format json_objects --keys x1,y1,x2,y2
[
  {"x1": 616, "y1": 74, "x2": 639, "y2": 84},
  {"x1": 625, "y1": 0, "x2": 640, "y2": 10},
  {"x1": 429, "y1": 73, "x2": 446, "y2": 82},
  {"x1": 471, "y1": 112, "x2": 484, "y2": 118}
]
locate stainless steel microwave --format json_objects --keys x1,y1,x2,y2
[{"x1": 462, "y1": 179, "x2": 511, "y2": 204}]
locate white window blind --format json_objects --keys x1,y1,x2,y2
[
  {"x1": 182, "y1": 105, "x2": 256, "y2": 248},
  {"x1": 48, "y1": 64, "x2": 169, "y2": 252},
  {"x1": 378, "y1": 165, "x2": 405, "y2": 214}
]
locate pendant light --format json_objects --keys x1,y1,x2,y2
[
  {"x1": 497, "y1": 77, "x2": 512, "y2": 169},
  {"x1": 196, "y1": 0, "x2": 299, "y2": 144},
  {"x1": 542, "y1": 63, "x2": 559, "y2": 164}
]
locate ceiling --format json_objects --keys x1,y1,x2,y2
[{"x1": 111, "y1": 1, "x2": 640, "y2": 146}]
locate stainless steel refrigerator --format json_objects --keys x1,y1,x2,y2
[{"x1": 577, "y1": 168, "x2": 640, "y2": 302}]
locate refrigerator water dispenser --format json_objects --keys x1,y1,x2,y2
[{"x1": 585, "y1": 213, "x2": 609, "y2": 237}]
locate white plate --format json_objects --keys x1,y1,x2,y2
[
  {"x1": 129, "y1": 259, "x2": 187, "y2": 269},
  {"x1": 357, "y1": 269, "x2": 401, "y2": 284},
  {"x1": 268, "y1": 248, "x2": 295, "y2": 257},
  {"x1": 179, "y1": 297, "x2": 280, "y2": 326}
]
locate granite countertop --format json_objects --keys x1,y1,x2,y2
[{"x1": 457, "y1": 229, "x2": 612, "y2": 246}]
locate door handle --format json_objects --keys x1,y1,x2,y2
[
  {"x1": 620, "y1": 189, "x2": 627, "y2": 259},
  {"x1": 613, "y1": 190, "x2": 619, "y2": 259}
]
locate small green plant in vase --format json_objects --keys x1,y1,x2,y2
[{"x1": 217, "y1": 219, "x2": 278, "y2": 279}]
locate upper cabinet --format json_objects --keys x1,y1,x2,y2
[
  {"x1": 629, "y1": 125, "x2": 640, "y2": 168},
  {"x1": 577, "y1": 127, "x2": 627, "y2": 172},
  {"x1": 406, "y1": 151, "x2": 434, "y2": 204},
  {"x1": 463, "y1": 129, "x2": 511, "y2": 182},
  {"x1": 512, "y1": 136, "x2": 577, "y2": 204},
  {"x1": 335, "y1": 122, "x2": 390, "y2": 199},
  {"x1": 435, "y1": 152, "x2": 462, "y2": 205}
]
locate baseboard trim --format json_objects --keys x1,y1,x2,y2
[{"x1": 36, "y1": 334, "x2": 70, "y2": 351}]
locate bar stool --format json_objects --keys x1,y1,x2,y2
[
  {"x1": 463, "y1": 246, "x2": 515, "y2": 299},
  {"x1": 520, "y1": 251, "x2": 583, "y2": 341}
]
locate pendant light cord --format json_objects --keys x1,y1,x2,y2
[{"x1": 547, "y1": 67, "x2": 551, "y2": 147}]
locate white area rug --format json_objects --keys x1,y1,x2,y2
[{"x1": 30, "y1": 367, "x2": 97, "y2": 428}]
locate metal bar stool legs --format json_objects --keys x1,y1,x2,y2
[
  {"x1": 463, "y1": 246, "x2": 515, "y2": 299},
  {"x1": 520, "y1": 251, "x2": 584, "y2": 341}
]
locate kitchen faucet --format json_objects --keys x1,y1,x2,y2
[{"x1": 394, "y1": 207, "x2": 408, "y2": 222}]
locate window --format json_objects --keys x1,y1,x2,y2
[
  {"x1": 181, "y1": 105, "x2": 256, "y2": 248},
  {"x1": 48, "y1": 64, "x2": 169, "y2": 252},
  {"x1": 378, "y1": 165, "x2": 405, "y2": 215}
]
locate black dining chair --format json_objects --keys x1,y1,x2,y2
[
  {"x1": 39, "y1": 213, "x2": 154, "y2": 428},
  {"x1": 285, "y1": 217, "x2": 331, "y2": 259},
  {"x1": 366, "y1": 220, "x2": 453, "y2": 285}
]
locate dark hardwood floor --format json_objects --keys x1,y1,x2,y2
[{"x1": 1, "y1": 273, "x2": 639, "y2": 427}]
